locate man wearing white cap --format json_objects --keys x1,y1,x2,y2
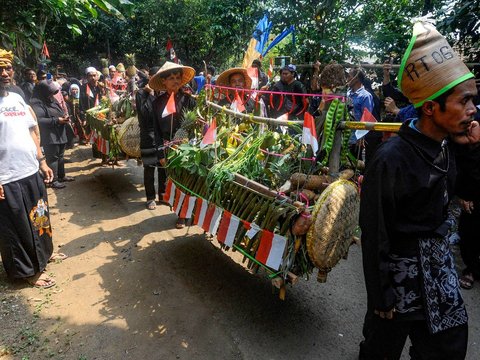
[{"x1": 359, "y1": 22, "x2": 478, "y2": 359}]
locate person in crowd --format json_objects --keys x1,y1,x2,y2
[
  {"x1": 252, "y1": 59, "x2": 268, "y2": 88},
  {"x1": 346, "y1": 67, "x2": 375, "y2": 163},
  {"x1": 1, "y1": 62, "x2": 26, "y2": 100},
  {"x1": 108, "y1": 65, "x2": 116, "y2": 80},
  {"x1": 79, "y1": 66, "x2": 105, "y2": 163},
  {"x1": 0, "y1": 49, "x2": 59, "y2": 288},
  {"x1": 359, "y1": 22, "x2": 478, "y2": 360},
  {"x1": 68, "y1": 84, "x2": 87, "y2": 145},
  {"x1": 36, "y1": 69, "x2": 47, "y2": 81},
  {"x1": 269, "y1": 64, "x2": 307, "y2": 119},
  {"x1": 149, "y1": 62, "x2": 196, "y2": 228},
  {"x1": 216, "y1": 67, "x2": 255, "y2": 113},
  {"x1": 455, "y1": 143, "x2": 480, "y2": 290},
  {"x1": 384, "y1": 97, "x2": 417, "y2": 123},
  {"x1": 21, "y1": 68, "x2": 36, "y2": 103},
  {"x1": 136, "y1": 66, "x2": 161, "y2": 210},
  {"x1": 30, "y1": 80, "x2": 74, "y2": 189}
]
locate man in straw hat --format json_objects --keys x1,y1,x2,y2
[
  {"x1": 0, "y1": 48, "x2": 59, "y2": 288},
  {"x1": 216, "y1": 67, "x2": 256, "y2": 113},
  {"x1": 149, "y1": 61, "x2": 196, "y2": 228},
  {"x1": 359, "y1": 22, "x2": 478, "y2": 359}
]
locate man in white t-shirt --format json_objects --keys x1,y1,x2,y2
[{"x1": 0, "y1": 48, "x2": 59, "y2": 289}]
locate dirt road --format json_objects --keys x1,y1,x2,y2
[{"x1": 1, "y1": 146, "x2": 479, "y2": 359}]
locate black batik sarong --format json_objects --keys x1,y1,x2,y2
[
  {"x1": 0, "y1": 172, "x2": 53, "y2": 278},
  {"x1": 389, "y1": 236, "x2": 467, "y2": 334}
]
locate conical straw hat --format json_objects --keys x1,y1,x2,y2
[
  {"x1": 398, "y1": 22, "x2": 474, "y2": 108},
  {"x1": 216, "y1": 67, "x2": 252, "y2": 89},
  {"x1": 148, "y1": 62, "x2": 195, "y2": 91}
]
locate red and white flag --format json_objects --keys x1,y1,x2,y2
[
  {"x1": 168, "y1": 182, "x2": 177, "y2": 207},
  {"x1": 302, "y1": 112, "x2": 318, "y2": 153},
  {"x1": 163, "y1": 179, "x2": 174, "y2": 205},
  {"x1": 174, "y1": 191, "x2": 186, "y2": 215},
  {"x1": 255, "y1": 230, "x2": 287, "y2": 270},
  {"x1": 162, "y1": 92, "x2": 176, "y2": 118},
  {"x1": 247, "y1": 67, "x2": 259, "y2": 89},
  {"x1": 86, "y1": 84, "x2": 99, "y2": 106},
  {"x1": 268, "y1": 58, "x2": 274, "y2": 79},
  {"x1": 42, "y1": 41, "x2": 50, "y2": 58},
  {"x1": 200, "y1": 118, "x2": 217, "y2": 149},
  {"x1": 193, "y1": 197, "x2": 208, "y2": 226},
  {"x1": 217, "y1": 211, "x2": 241, "y2": 247},
  {"x1": 355, "y1": 107, "x2": 377, "y2": 140},
  {"x1": 231, "y1": 92, "x2": 246, "y2": 113},
  {"x1": 172, "y1": 188, "x2": 184, "y2": 213},
  {"x1": 179, "y1": 195, "x2": 197, "y2": 219},
  {"x1": 201, "y1": 204, "x2": 222, "y2": 234}
]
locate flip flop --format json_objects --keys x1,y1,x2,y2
[
  {"x1": 459, "y1": 274, "x2": 474, "y2": 290},
  {"x1": 26, "y1": 273, "x2": 56, "y2": 289},
  {"x1": 146, "y1": 200, "x2": 157, "y2": 210},
  {"x1": 49, "y1": 252, "x2": 68, "y2": 262}
]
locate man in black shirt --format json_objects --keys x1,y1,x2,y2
[
  {"x1": 269, "y1": 64, "x2": 306, "y2": 119},
  {"x1": 359, "y1": 22, "x2": 478, "y2": 359}
]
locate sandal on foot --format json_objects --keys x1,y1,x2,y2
[
  {"x1": 26, "y1": 273, "x2": 56, "y2": 289},
  {"x1": 459, "y1": 274, "x2": 474, "y2": 289},
  {"x1": 175, "y1": 218, "x2": 186, "y2": 229},
  {"x1": 146, "y1": 200, "x2": 157, "y2": 210},
  {"x1": 49, "y1": 252, "x2": 68, "y2": 262}
]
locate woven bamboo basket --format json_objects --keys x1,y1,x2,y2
[
  {"x1": 306, "y1": 179, "x2": 360, "y2": 282},
  {"x1": 116, "y1": 116, "x2": 141, "y2": 158}
]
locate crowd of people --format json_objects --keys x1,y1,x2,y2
[{"x1": 1, "y1": 19, "x2": 480, "y2": 359}]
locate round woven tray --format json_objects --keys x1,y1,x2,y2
[
  {"x1": 306, "y1": 179, "x2": 360, "y2": 282},
  {"x1": 116, "y1": 116, "x2": 141, "y2": 158}
]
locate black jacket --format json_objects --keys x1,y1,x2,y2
[
  {"x1": 152, "y1": 91, "x2": 196, "y2": 160},
  {"x1": 135, "y1": 89, "x2": 157, "y2": 165},
  {"x1": 30, "y1": 81, "x2": 67, "y2": 146}
]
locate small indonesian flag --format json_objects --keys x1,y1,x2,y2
[
  {"x1": 200, "y1": 118, "x2": 217, "y2": 149},
  {"x1": 193, "y1": 197, "x2": 208, "y2": 226},
  {"x1": 174, "y1": 190, "x2": 186, "y2": 215},
  {"x1": 255, "y1": 230, "x2": 287, "y2": 270},
  {"x1": 247, "y1": 67, "x2": 259, "y2": 89},
  {"x1": 168, "y1": 182, "x2": 177, "y2": 207},
  {"x1": 302, "y1": 112, "x2": 318, "y2": 153},
  {"x1": 268, "y1": 58, "x2": 274, "y2": 79},
  {"x1": 276, "y1": 113, "x2": 288, "y2": 121},
  {"x1": 163, "y1": 179, "x2": 174, "y2": 205},
  {"x1": 179, "y1": 195, "x2": 197, "y2": 219},
  {"x1": 355, "y1": 107, "x2": 377, "y2": 140},
  {"x1": 217, "y1": 211, "x2": 241, "y2": 247},
  {"x1": 172, "y1": 188, "x2": 183, "y2": 213},
  {"x1": 200, "y1": 204, "x2": 222, "y2": 234},
  {"x1": 231, "y1": 92, "x2": 246, "y2": 113},
  {"x1": 162, "y1": 92, "x2": 176, "y2": 118},
  {"x1": 42, "y1": 41, "x2": 50, "y2": 58}
]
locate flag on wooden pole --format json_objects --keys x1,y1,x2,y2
[{"x1": 200, "y1": 118, "x2": 217, "y2": 149}]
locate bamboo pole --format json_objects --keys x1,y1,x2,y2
[
  {"x1": 339, "y1": 121, "x2": 401, "y2": 132},
  {"x1": 206, "y1": 100, "x2": 303, "y2": 125}
]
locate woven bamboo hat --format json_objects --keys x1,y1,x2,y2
[
  {"x1": 0, "y1": 49, "x2": 13, "y2": 66},
  {"x1": 398, "y1": 22, "x2": 474, "y2": 108},
  {"x1": 216, "y1": 67, "x2": 252, "y2": 89},
  {"x1": 148, "y1": 61, "x2": 195, "y2": 91}
]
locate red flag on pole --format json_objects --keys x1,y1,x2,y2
[
  {"x1": 360, "y1": 107, "x2": 377, "y2": 123},
  {"x1": 268, "y1": 58, "x2": 274, "y2": 79},
  {"x1": 42, "y1": 41, "x2": 50, "y2": 58},
  {"x1": 200, "y1": 118, "x2": 217, "y2": 149},
  {"x1": 166, "y1": 39, "x2": 173, "y2": 51},
  {"x1": 162, "y1": 92, "x2": 176, "y2": 117}
]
